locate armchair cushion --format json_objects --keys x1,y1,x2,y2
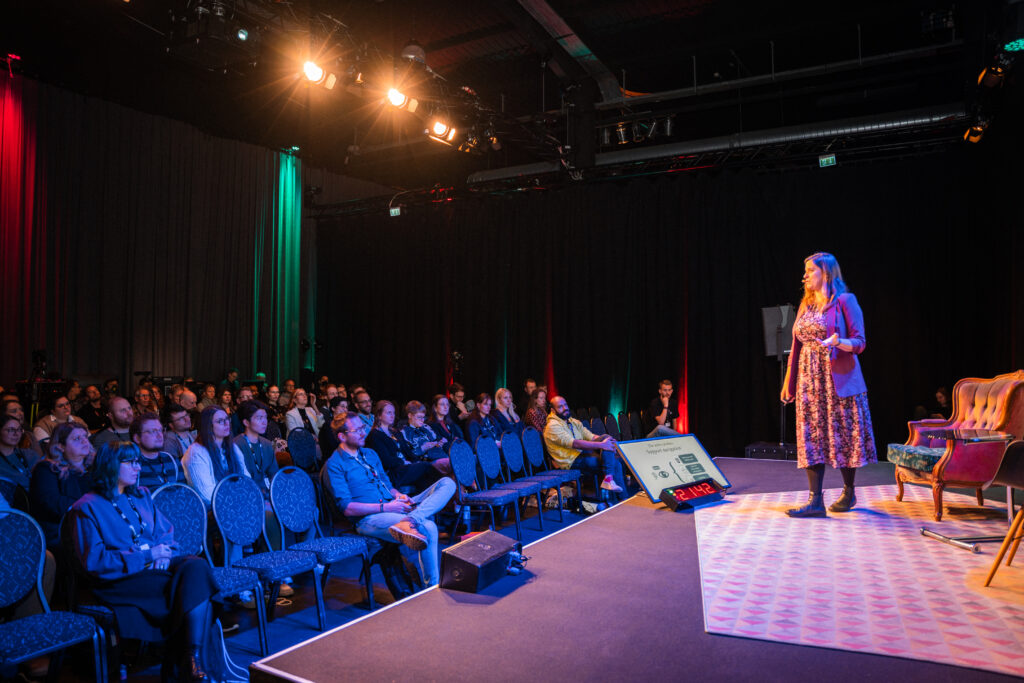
[{"x1": 887, "y1": 444, "x2": 945, "y2": 473}]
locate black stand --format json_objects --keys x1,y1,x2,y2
[{"x1": 761, "y1": 304, "x2": 796, "y2": 446}]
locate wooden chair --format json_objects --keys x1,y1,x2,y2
[{"x1": 887, "y1": 370, "x2": 1024, "y2": 521}]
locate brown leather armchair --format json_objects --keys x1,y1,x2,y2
[{"x1": 887, "y1": 370, "x2": 1024, "y2": 521}]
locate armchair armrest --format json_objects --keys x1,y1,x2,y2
[
  {"x1": 907, "y1": 419, "x2": 953, "y2": 446},
  {"x1": 937, "y1": 439, "x2": 1010, "y2": 486}
]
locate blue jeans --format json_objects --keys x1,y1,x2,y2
[
  {"x1": 354, "y1": 477, "x2": 456, "y2": 586},
  {"x1": 571, "y1": 449, "x2": 625, "y2": 489},
  {"x1": 646, "y1": 424, "x2": 680, "y2": 438}
]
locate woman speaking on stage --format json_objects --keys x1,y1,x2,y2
[{"x1": 780, "y1": 252, "x2": 876, "y2": 517}]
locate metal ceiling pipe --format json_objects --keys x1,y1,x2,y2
[{"x1": 466, "y1": 104, "x2": 965, "y2": 184}]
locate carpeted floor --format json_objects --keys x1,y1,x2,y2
[
  {"x1": 695, "y1": 484, "x2": 1024, "y2": 678},
  {"x1": 249, "y1": 458, "x2": 1024, "y2": 683}
]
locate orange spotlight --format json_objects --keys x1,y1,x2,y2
[
  {"x1": 303, "y1": 61, "x2": 325, "y2": 84},
  {"x1": 387, "y1": 88, "x2": 408, "y2": 107}
]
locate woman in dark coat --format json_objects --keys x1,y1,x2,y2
[
  {"x1": 70, "y1": 441, "x2": 218, "y2": 681},
  {"x1": 29, "y1": 422, "x2": 95, "y2": 549}
]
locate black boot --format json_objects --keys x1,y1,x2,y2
[
  {"x1": 786, "y1": 493, "x2": 827, "y2": 517},
  {"x1": 829, "y1": 486, "x2": 856, "y2": 512},
  {"x1": 181, "y1": 647, "x2": 207, "y2": 682}
]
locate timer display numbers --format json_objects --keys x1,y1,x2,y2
[
  {"x1": 660, "y1": 477, "x2": 724, "y2": 511},
  {"x1": 673, "y1": 480, "x2": 719, "y2": 501}
]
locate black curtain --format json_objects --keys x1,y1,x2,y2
[{"x1": 316, "y1": 122, "x2": 1024, "y2": 460}]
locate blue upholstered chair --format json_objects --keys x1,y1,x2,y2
[
  {"x1": 617, "y1": 412, "x2": 632, "y2": 440},
  {"x1": 476, "y1": 436, "x2": 543, "y2": 537},
  {"x1": 628, "y1": 412, "x2": 643, "y2": 441},
  {"x1": 211, "y1": 475, "x2": 326, "y2": 629},
  {"x1": 0, "y1": 477, "x2": 29, "y2": 513},
  {"x1": 447, "y1": 440, "x2": 522, "y2": 540},
  {"x1": 287, "y1": 428, "x2": 319, "y2": 473},
  {"x1": 603, "y1": 415, "x2": 621, "y2": 441},
  {"x1": 501, "y1": 431, "x2": 569, "y2": 522},
  {"x1": 589, "y1": 417, "x2": 607, "y2": 436},
  {"x1": 0, "y1": 510, "x2": 106, "y2": 682},
  {"x1": 151, "y1": 483, "x2": 269, "y2": 656},
  {"x1": 521, "y1": 426, "x2": 582, "y2": 506},
  {"x1": 269, "y1": 467, "x2": 376, "y2": 617}
]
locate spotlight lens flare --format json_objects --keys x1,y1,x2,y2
[
  {"x1": 432, "y1": 120, "x2": 450, "y2": 136},
  {"x1": 387, "y1": 88, "x2": 408, "y2": 107},
  {"x1": 303, "y1": 61, "x2": 325, "y2": 83},
  {"x1": 237, "y1": 28, "x2": 248, "y2": 41}
]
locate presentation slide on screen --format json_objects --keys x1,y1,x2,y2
[{"x1": 616, "y1": 434, "x2": 730, "y2": 503}]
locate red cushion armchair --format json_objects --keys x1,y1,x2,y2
[{"x1": 888, "y1": 370, "x2": 1024, "y2": 521}]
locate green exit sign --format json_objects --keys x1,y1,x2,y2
[
  {"x1": 389, "y1": 206, "x2": 402, "y2": 217},
  {"x1": 818, "y1": 154, "x2": 837, "y2": 168}
]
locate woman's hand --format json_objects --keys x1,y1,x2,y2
[{"x1": 817, "y1": 333, "x2": 839, "y2": 348}]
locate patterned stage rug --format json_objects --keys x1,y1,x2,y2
[{"x1": 695, "y1": 484, "x2": 1024, "y2": 678}]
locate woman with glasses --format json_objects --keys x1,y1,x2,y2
[
  {"x1": 0, "y1": 413, "x2": 41, "y2": 496},
  {"x1": 31, "y1": 396, "x2": 89, "y2": 442},
  {"x1": 29, "y1": 422, "x2": 96, "y2": 549},
  {"x1": 70, "y1": 441, "x2": 218, "y2": 681},
  {"x1": 365, "y1": 401, "x2": 438, "y2": 494},
  {"x1": 181, "y1": 406, "x2": 250, "y2": 508}
]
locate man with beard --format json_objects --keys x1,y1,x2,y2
[
  {"x1": 131, "y1": 412, "x2": 185, "y2": 489},
  {"x1": 544, "y1": 395, "x2": 624, "y2": 494},
  {"x1": 90, "y1": 397, "x2": 134, "y2": 449}
]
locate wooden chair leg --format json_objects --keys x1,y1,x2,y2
[
  {"x1": 985, "y1": 507, "x2": 1024, "y2": 586},
  {"x1": 895, "y1": 469, "x2": 904, "y2": 502},
  {"x1": 976, "y1": 488, "x2": 985, "y2": 506},
  {"x1": 932, "y1": 483, "x2": 944, "y2": 521},
  {"x1": 1008, "y1": 521, "x2": 1024, "y2": 566}
]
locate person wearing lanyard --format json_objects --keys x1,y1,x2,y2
[
  {"x1": 323, "y1": 412, "x2": 456, "y2": 588},
  {"x1": 70, "y1": 442, "x2": 218, "y2": 682},
  {"x1": 131, "y1": 412, "x2": 185, "y2": 490},
  {"x1": 162, "y1": 403, "x2": 197, "y2": 460},
  {"x1": 544, "y1": 396, "x2": 625, "y2": 494},
  {"x1": 0, "y1": 414, "x2": 42, "y2": 493}
]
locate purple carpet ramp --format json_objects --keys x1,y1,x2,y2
[{"x1": 695, "y1": 484, "x2": 1024, "y2": 678}]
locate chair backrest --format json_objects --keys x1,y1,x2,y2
[
  {"x1": 474, "y1": 436, "x2": 504, "y2": 484},
  {"x1": 270, "y1": 466, "x2": 318, "y2": 537},
  {"x1": 604, "y1": 415, "x2": 621, "y2": 440},
  {"x1": 521, "y1": 427, "x2": 546, "y2": 470},
  {"x1": 500, "y1": 432, "x2": 527, "y2": 476},
  {"x1": 318, "y1": 463, "x2": 356, "y2": 535},
  {"x1": 589, "y1": 417, "x2": 606, "y2": 435},
  {"x1": 211, "y1": 474, "x2": 267, "y2": 561},
  {"x1": 0, "y1": 477, "x2": 30, "y2": 513},
  {"x1": 152, "y1": 483, "x2": 208, "y2": 559},
  {"x1": 573, "y1": 408, "x2": 589, "y2": 422},
  {"x1": 617, "y1": 412, "x2": 631, "y2": 440},
  {"x1": 588, "y1": 407, "x2": 601, "y2": 422},
  {"x1": 950, "y1": 370, "x2": 1024, "y2": 437},
  {"x1": 629, "y1": 411, "x2": 642, "y2": 440},
  {"x1": 447, "y1": 439, "x2": 479, "y2": 489},
  {"x1": 287, "y1": 428, "x2": 318, "y2": 472},
  {"x1": 0, "y1": 509, "x2": 48, "y2": 611}
]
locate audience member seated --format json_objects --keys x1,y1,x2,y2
[
  {"x1": 67, "y1": 379, "x2": 84, "y2": 412},
  {"x1": 163, "y1": 403, "x2": 197, "y2": 460},
  {"x1": 323, "y1": 412, "x2": 456, "y2": 587},
  {"x1": 216, "y1": 388, "x2": 235, "y2": 418},
  {"x1": 182, "y1": 405, "x2": 250, "y2": 508},
  {"x1": 525, "y1": 388, "x2": 549, "y2": 434},
  {"x1": 131, "y1": 412, "x2": 185, "y2": 490},
  {"x1": 29, "y1": 422, "x2": 95, "y2": 549},
  {"x1": 645, "y1": 379, "x2": 682, "y2": 437},
  {"x1": 264, "y1": 385, "x2": 283, "y2": 415},
  {"x1": 399, "y1": 401, "x2": 453, "y2": 476},
  {"x1": 447, "y1": 383, "x2": 471, "y2": 422},
  {"x1": 179, "y1": 389, "x2": 200, "y2": 428},
  {"x1": 284, "y1": 387, "x2": 324, "y2": 436},
  {"x1": 133, "y1": 387, "x2": 156, "y2": 417},
  {"x1": 318, "y1": 396, "x2": 348, "y2": 456},
  {"x1": 76, "y1": 384, "x2": 109, "y2": 432},
  {"x1": 352, "y1": 390, "x2": 374, "y2": 431},
  {"x1": 544, "y1": 396, "x2": 624, "y2": 494},
  {"x1": 32, "y1": 395, "x2": 89, "y2": 442},
  {"x1": 229, "y1": 387, "x2": 256, "y2": 436},
  {"x1": 913, "y1": 385, "x2": 954, "y2": 421},
  {"x1": 90, "y1": 396, "x2": 135, "y2": 450},
  {"x1": 427, "y1": 394, "x2": 464, "y2": 443},
  {"x1": 492, "y1": 388, "x2": 524, "y2": 435},
  {"x1": 4, "y1": 399, "x2": 45, "y2": 456},
  {"x1": 365, "y1": 401, "x2": 439, "y2": 493},
  {"x1": 319, "y1": 384, "x2": 340, "y2": 423},
  {"x1": 519, "y1": 378, "x2": 537, "y2": 414},
  {"x1": 279, "y1": 378, "x2": 297, "y2": 406},
  {"x1": 197, "y1": 384, "x2": 218, "y2": 411},
  {"x1": 69, "y1": 441, "x2": 218, "y2": 682},
  {"x1": 217, "y1": 367, "x2": 241, "y2": 398},
  {"x1": 233, "y1": 400, "x2": 281, "y2": 500},
  {"x1": 465, "y1": 393, "x2": 501, "y2": 449}
]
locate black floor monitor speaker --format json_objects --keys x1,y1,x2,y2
[{"x1": 440, "y1": 530, "x2": 517, "y2": 593}]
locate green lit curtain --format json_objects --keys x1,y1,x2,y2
[{"x1": 267, "y1": 152, "x2": 301, "y2": 383}]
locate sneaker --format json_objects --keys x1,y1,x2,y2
[
  {"x1": 237, "y1": 590, "x2": 257, "y2": 610},
  {"x1": 278, "y1": 582, "x2": 294, "y2": 597},
  {"x1": 600, "y1": 475, "x2": 623, "y2": 493},
  {"x1": 389, "y1": 520, "x2": 428, "y2": 551}
]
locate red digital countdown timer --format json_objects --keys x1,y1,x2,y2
[{"x1": 659, "y1": 478, "x2": 723, "y2": 511}]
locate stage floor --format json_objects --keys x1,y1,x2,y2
[{"x1": 251, "y1": 458, "x2": 1019, "y2": 682}]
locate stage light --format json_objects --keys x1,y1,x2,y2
[
  {"x1": 600, "y1": 127, "x2": 611, "y2": 145},
  {"x1": 387, "y1": 88, "x2": 408, "y2": 107},
  {"x1": 663, "y1": 116, "x2": 675, "y2": 137},
  {"x1": 432, "y1": 120, "x2": 450, "y2": 137},
  {"x1": 236, "y1": 28, "x2": 248, "y2": 41},
  {"x1": 303, "y1": 61, "x2": 325, "y2": 83},
  {"x1": 427, "y1": 120, "x2": 457, "y2": 145},
  {"x1": 615, "y1": 122, "x2": 628, "y2": 144},
  {"x1": 963, "y1": 120, "x2": 988, "y2": 143},
  {"x1": 401, "y1": 40, "x2": 426, "y2": 64},
  {"x1": 978, "y1": 54, "x2": 1011, "y2": 88}
]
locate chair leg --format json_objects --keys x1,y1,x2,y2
[
  {"x1": 556, "y1": 485, "x2": 565, "y2": 523},
  {"x1": 313, "y1": 566, "x2": 327, "y2": 631},
  {"x1": 977, "y1": 488, "x2": 985, "y2": 506},
  {"x1": 450, "y1": 504, "x2": 462, "y2": 539},
  {"x1": 362, "y1": 556, "x2": 377, "y2": 611},
  {"x1": 535, "y1": 492, "x2": 544, "y2": 531},
  {"x1": 1008, "y1": 519, "x2": 1024, "y2": 566},
  {"x1": 265, "y1": 582, "x2": 281, "y2": 622},
  {"x1": 932, "y1": 483, "x2": 944, "y2": 522},
  {"x1": 253, "y1": 580, "x2": 269, "y2": 657},
  {"x1": 895, "y1": 469, "x2": 904, "y2": 502},
  {"x1": 94, "y1": 625, "x2": 108, "y2": 683},
  {"x1": 985, "y1": 507, "x2": 1024, "y2": 586},
  {"x1": 45, "y1": 647, "x2": 66, "y2": 683},
  {"x1": 512, "y1": 499, "x2": 522, "y2": 542}
]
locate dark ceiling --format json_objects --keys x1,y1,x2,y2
[{"x1": 4, "y1": 1, "x2": 1018, "y2": 191}]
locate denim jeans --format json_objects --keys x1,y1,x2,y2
[
  {"x1": 570, "y1": 449, "x2": 625, "y2": 489},
  {"x1": 354, "y1": 477, "x2": 456, "y2": 586},
  {"x1": 646, "y1": 424, "x2": 680, "y2": 438}
]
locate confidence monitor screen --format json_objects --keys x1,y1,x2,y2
[{"x1": 615, "y1": 434, "x2": 730, "y2": 503}]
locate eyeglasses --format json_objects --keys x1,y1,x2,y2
[
  {"x1": 120, "y1": 457, "x2": 141, "y2": 466},
  {"x1": 213, "y1": 418, "x2": 230, "y2": 425},
  {"x1": 140, "y1": 429, "x2": 163, "y2": 436},
  {"x1": 2, "y1": 426, "x2": 24, "y2": 434}
]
